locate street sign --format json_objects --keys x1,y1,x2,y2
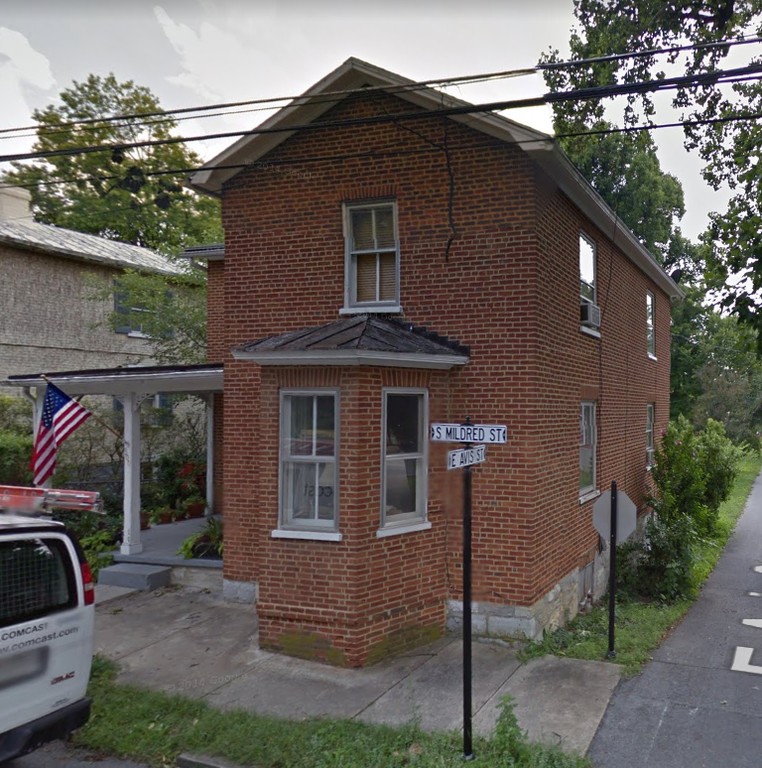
[
  {"x1": 431, "y1": 423, "x2": 508, "y2": 444},
  {"x1": 593, "y1": 489, "x2": 637, "y2": 544},
  {"x1": 447, "y1": 445, "x2": 486, "y2": 470}
]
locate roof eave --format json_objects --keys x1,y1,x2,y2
[
  {"x1": 528, "y1": 144, "x2": 684, "y2": 300},
  {"x1": 5, "y1": 366, "x2": 224, "y2": 396},
  {"x1": 0, "y1": 233, "x2": 183, "y2": 276},
  {"x1": 232, "y1": 348, "x2": 469, "y2": 370}
]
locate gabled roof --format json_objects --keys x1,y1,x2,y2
[
  {"x1": 190, "y1": 57, "x2": 682, "y2": 300},
  {"x1": 0, "y1": 219, "x2": 184, "y2": 275},
  {"x1": 233, "y1": 315, "x2": 470, "y2": 370}
]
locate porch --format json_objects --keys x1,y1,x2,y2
[
  {"x1": 100, "y1": 516, "x2": 223, "y2": 591},
  {"x1": 5, "y1": 362, "x2": 223, "y2": 557}
]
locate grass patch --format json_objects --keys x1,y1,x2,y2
[
  {"x1": 76, "y1": 657, "x2": 590, "y2": 768},
  {"x1": 522, "y1": 453, "x2": 762, "y2": 677}
]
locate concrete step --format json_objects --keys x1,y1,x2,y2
[{"x1": 98, "y1": 563, "x2": 171, "y2": 590}]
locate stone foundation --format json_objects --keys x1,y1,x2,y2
[
  {"x1": 223, "y1": 578, "x2": 258, "y2": 604},
  {"x1": 446, "y1": 551, "x2": 611, "y2": 640}
]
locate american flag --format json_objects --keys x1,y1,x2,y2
[{"x1": 32, "y1": 384, "x2": 92, "y2": 487}]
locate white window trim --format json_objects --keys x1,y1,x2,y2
[
  {"x1": 579, "y1": 232, "x2": 597, "y2": 305},
  {"x1": 646, "y1": 403, "x2": 655, "y2": 469},
  {"x1": 274, "y1": 388, "x2": 340, "y2": 536},
  {"x1": 579, "y1": 400, "x2": 597, "y2": 500},
  {"x1": 271, "y1": 529, "x2": 343, "y2": 542},
  {"x1": 379, "y1": 387, "x2": 429, "y2": 532},
  {"x1": 342, "y1": 200, "x2": 401, "y2": 312},
  {"x1": 646, "y1": 291, "x2": 656, "y2": 360},
  {"x1": 376, "y1": 520, "x2": 432, "y2": 538},
  {"x1": 580, "y1": 325, "x2": 601, "y2": 340},
  {"x1": 579, "y1": 489, "x2": 601, "y2": 506}
]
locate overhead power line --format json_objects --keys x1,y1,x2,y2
[
  {"x1": 0, "y1": 67, "x2": 537, "y2": 140},
  {"x1": 2, "y1": 62, "x2": 761, "y2": 165},
  {"x1": 6, "y1": 98, "x2": 762, "y2": 209},
  {"x1": 538, "y1": 34, "x2": 762, "y2": 70},
  {"x1": 0, "y1": 33, "x2": 758, "y2": 144}
]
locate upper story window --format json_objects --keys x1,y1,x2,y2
[
  {"x1": 382, "y1": 390, "x2": 427, "y2": 529},
  {"x1": 579, "y1": 233, "x2": 601, "y2": 331},
  {"x1": 279, "y1": 391, "x2": 338, "y2": 533},
  {"x1": 646, "y1": 291, "x2": 656, "y2": 358},
  {"x1": 579, "y1": 401, "x2": 597, "y2": 498},
  {"x1": 343, "y1": 202, "x2": 400, "y2": 312},
  {"x1": 114, "y1": 287, "x2": 152, "y2": 337},
  {"x1": 579, "y1": 233, "x2": 596, "y2": 305},
  {"x1": 646, "y1": 403, "x2": 655, "y2": 467}
]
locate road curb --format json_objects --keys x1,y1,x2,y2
[{"x1": 177, "y1": 753, "x2": 250, "y2": 768}]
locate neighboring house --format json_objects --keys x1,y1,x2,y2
[
  {"x1": 190, "y1": 58, "x2": 682, "y2": 668},
  {"x1": 0, "y1": 186, "x2": 183, "y2": 395}
]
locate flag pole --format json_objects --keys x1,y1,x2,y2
[{"x1": 40, "y1": 376, "x2": 127, "y2": 446}]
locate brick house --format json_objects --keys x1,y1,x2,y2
[
  {"x1": 0, "y1": 186, "x2": 182, "y2": 394},
  {"x1": 191, "y1": 58, "x2": 681, "y2": 667}
]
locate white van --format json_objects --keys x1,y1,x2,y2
[{"x1": 0, "y1": 513, "x2": 95, "y2": 764}]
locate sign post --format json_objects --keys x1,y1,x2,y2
[
  {"x1": 608, "y1": 482, "x2": 618, "y2": 658},
  {"x1": 432, "y1": 417, "x2": 508, "y2": 760},
  {"x1": 592, "y1": 482, "x2": 637, "y2": 659},
  {"x1": 462, "y1": 439, "x2": 474, "y2": 760}
]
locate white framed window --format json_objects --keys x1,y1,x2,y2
[
  {"x1": 114, "y1": 286, "x2": 152, "y2": 337},
  {"x1": 646, "y1": 403, "x2": 655, "y2": 467},
  {"x1": 646, "y1": 291, "x2": 656, "y2": 358},
  {"x1": 381, "y1": 389, "x2": 427, "y2": 528},
  {"x1": 580, "y1": 233, "x2": 596, "y2": 305},
  {"x1": 343, "y1": 201, "x2": 400, "y2": 311},
  {"x1": 278, "y1": 390, "x2": 338, "y2": 532},
  {"x1": 580, "y1": 401, "x2": 597, "y2": 498}
]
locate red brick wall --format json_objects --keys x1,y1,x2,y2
[
  {"x1": 212, "y1": 89, "x2": 672, "y2": 663},
  {"x1": 206, "y1": 260, "x2": 225, "y2": 363}
]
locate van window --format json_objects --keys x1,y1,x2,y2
[{"x1": 0, "y1": 538, "x2": 77, "y2": 628}]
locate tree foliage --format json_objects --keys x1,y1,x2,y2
[
  {"x1": 3, "y1": 73, "x2": 221, "y2": 255},
  {"x1": 618, "y1": 415, "x2": 742, "y2": 601},
  {"x1": 542, "y1": 0, "x2": 762, "y2": 332},
  {"x1": 106, "y1": 268, "x2": 208, "y2": 364}
]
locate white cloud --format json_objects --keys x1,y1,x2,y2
[{"x1": 0, "y1": 27, "x2": 55, "y2": 164}]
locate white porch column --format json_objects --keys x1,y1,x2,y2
[
  {"x1": 205, "y1": 394, "x2": 214, "y2": 516},
  {"x1": 29, "y1": 386, "x2": 49, "y2": 488},
  {"x1": 121, "y1": 392, "x2": 143, "y2": 554}
]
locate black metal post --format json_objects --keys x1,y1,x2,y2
[
  {"x1": 463, "y1": 457, "x2": 474, "y2": 760},
  {"x1": 607, "y1": 480, "x2": 618, "y2": 658}
]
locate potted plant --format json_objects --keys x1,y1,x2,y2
[{"x1": 178, "y1": 517, "x2": 223, "y2": 560}]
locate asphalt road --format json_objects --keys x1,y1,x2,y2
[
  {"x1": 5, "y1": 741, "x2": 148, "y2": 768},
  {"x1": 589, "y1": 470, "x2": 762, "y2": 767}
]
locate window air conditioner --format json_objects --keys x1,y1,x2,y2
[{"x1": 580, "y1": 301, "x2": 602, "y2": 329}]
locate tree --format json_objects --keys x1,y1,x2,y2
[
  {"x1": 107, "y1": 267, "x2": 208, "y2": 364},
  {"x1": 542, "y1": 42, "x2": 687, "y2": 264},
  {"x1": 3, "y1": 73, "x2": 221, "y2": 255},
  {"x1": 541, "y1": 1, "x2": 762, "y2": 334},
  {"x1": 3, "y1": 74, "x2": 221, "y2": 363}
]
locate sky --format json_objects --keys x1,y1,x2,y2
[{"x1": 0, "y1": 0, "x2": 736, "y2": 241}]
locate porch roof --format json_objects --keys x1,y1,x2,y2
[
  {"x1": 4, "y1": 362, "x2": 223, "y2": 396},
  {"x1": 233, "y1": 315, "x2": 470, "y2": 370}
]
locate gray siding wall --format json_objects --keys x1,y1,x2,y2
[{"x1": 0, "y1": 244, "x2": 154, "y2": 394}]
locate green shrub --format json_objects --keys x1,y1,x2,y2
[
  {"x1": 0, "y1": 395, "x2": 32, "y2": 434},
  {"x1": 0, "y1": 431, "x2": 33, "y2": 485},
  {"x1": 697, "y1": 419, "x2": 743, "y2": 525},
  {"x1": 618, "y1": 416, "x2": 742, "y2": 602}
]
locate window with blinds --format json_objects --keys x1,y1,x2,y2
[{"x1": 344, "y1": 202, "x2": 400, "y2": 309}]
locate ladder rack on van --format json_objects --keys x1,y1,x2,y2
[{"x1": 0, "y1": 484, "x2": 103, "y2": 516}]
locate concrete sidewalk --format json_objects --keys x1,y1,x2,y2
[{"x1": 94, "y1": 585, "x2": 620, "y2": 757}]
